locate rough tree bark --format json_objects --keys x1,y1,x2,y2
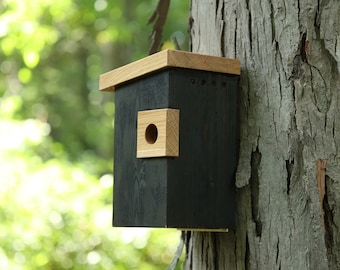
[{"x1": 185, "y1": 0, "x2": 340, "y2": 269}]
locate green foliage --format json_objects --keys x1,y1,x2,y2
[
  {"x1": 0, "y1": 0, "x2": 188, "y2": 269},
  {"x1": 0, "y1": 0, "x2": 189, "y2": 164},
  {"x1": 0, "y1": 108, "x2": 183, "y2": 269}
]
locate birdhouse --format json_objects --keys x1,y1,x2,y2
[{"x1": 99, "y1": 50, "x2": 240, "y2": 231}]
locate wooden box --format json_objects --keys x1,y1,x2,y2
[{"x1": 100, "y1": 50, "x2": 240, "y2": 231}]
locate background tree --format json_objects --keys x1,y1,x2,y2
[{"x1": 185, "y1": 0, "x2": 340, "y2": 269}]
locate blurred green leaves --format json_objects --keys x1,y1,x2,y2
[
  {"x1": 1, "y1": 0, "x2": 189, "y2": 162},
  {"x1": 0, "y1": 112, "x2": 183, "y2": 269},
  {"x1": 0, "y1": 0, "x2": 188, "y2": 269}
]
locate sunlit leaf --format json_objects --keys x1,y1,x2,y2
[
  {"x1": 23, "y1": 50, "x2": 40, "y2": 68},
  {"x1": 17, "y1": 67, "x2": 32, "y2": 83}
]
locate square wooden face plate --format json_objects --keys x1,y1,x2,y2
[{"x1": 137, "y1": 108, "x2": 179, "y2": 158}]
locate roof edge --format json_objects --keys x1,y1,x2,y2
[{"x1": 99, "y1": 50, "x2": 240, "y2": 92}]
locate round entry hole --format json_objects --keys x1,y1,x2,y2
[{"x1": 145, "y1": 124, "x2": 158, "y2": 144}]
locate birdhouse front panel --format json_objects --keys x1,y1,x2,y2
[
  {"x1": 113, "y1": 71, "x2": 170, "y2": 227},
  {"x1": 99, "y1": 50, "x2": 240, "y2": 231}
]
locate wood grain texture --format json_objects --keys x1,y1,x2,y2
[
  {"x1": 137, "y1": 108, "x2": 179, "y2": 158},
  {"x1": 316, "y1": 159, "x2": 327, "y2": 231},
  {"x1": 113, "y1": 72, "x2": 170, "y2": 227},
  {"x1": 99, "y1": 49, "x2": 240, "y2": 91}
]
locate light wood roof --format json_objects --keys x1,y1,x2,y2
[{"x1": 99, "y1": 49, "x2": 240, "y2": 92}]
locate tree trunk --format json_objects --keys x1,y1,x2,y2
[{"x1": 185, "y1": 0, "x2": 340, "y2": 269}]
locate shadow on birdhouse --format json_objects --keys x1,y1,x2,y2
[{"x1": 99, "y1": 50, "x2": 240, "y2": 231}]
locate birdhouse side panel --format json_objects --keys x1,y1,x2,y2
[{"x1": 166, "y1": 68, "x2": 239, "y2": 229}]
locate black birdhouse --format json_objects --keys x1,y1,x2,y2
[{"x1": 99, "y1": 50, "x2": 240, "y2": 231}]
